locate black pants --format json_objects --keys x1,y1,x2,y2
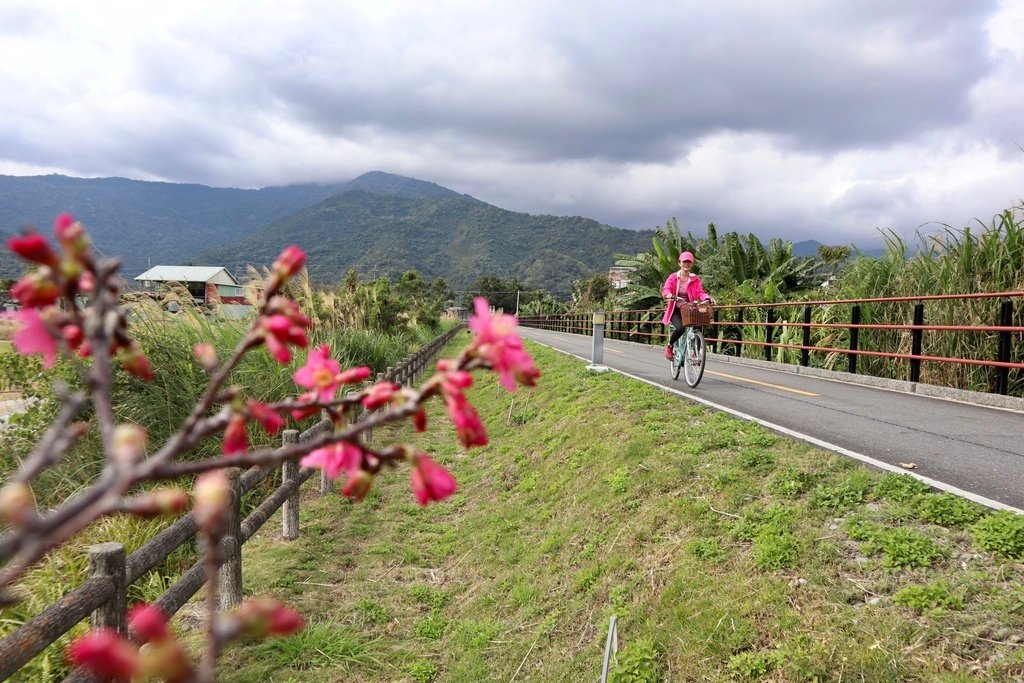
[{"x1": 668, "y1": 309, "x2": 686, "y2": 347}]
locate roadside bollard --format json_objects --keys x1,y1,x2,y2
[{"x1": 587, "y1": 310, "x2": 609, "y2": 373}]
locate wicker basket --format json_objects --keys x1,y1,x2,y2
[{"x1": 680, "y1": 301, "x2": 712, "y2": 327}]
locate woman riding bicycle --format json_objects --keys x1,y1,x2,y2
[{"x1": 661, "y1": 251, "x2": 714, "y2": 359}]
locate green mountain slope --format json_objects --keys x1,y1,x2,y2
[
  {"x1": 0, "y1": 174, "x2": 347, "y2": 279},
  {"x1": 197, "y1": 184, "x2": 654, "y2": 292}
]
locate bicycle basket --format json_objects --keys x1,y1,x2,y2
[{"x1": 680, "y1": 302, "x2": 712, "y2": 327}]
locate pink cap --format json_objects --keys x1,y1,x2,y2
[{"x1": 679, "y1": 251, "x2": 695, "y2": 263}]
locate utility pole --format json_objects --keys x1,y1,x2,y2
[{"x1": 515, "y1": 290, "x2": 520, "y2": 316}]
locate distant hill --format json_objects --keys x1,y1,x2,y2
[
  {"x1": 196, "y1": 172, "x2": 655, "y2": 293},
  {"x1": 0, "y1": 174, "x2": 347, "y2": 279}
]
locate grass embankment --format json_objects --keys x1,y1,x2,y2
[{"x1": 219, "y1": 341, "x2": 1024, "y2": 682}]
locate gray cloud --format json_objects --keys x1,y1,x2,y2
[{"x1": 0, "y1": 0, "x2": 1021, "y2": 248}]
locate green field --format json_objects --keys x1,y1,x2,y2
[{"x1": 214, "y1": 341, "x2": 1024, "y2": 682}]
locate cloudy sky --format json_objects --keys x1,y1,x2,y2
[{"x1": 1, "y1": 1, "x2": 1022, "y2": 248}]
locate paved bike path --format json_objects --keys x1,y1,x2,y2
[{"x1": 520, "y1": 327, "x2": 1024, "y2": 512}]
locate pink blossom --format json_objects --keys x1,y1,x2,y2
[
  {"x1": 469, "y1": 296, "x2": 516, "y2": 338},
  {"x1": 66, "y1": 629, "x2": 139, "y2": 679},
  {"x1": 129, "y1": 603, "x2": 169, "y2": 642},
  {"x1": 300, "y1": 441, "x2": 362, "y2": 480},
  {"x1": 272, "y1": 245, "x2": 306, "y2": 279},
  {"x1": 361, "y1": 382, "x2": 398, "y2": 410},
  {"x1": 445, "y1": 394, "x2": 488, "y2": 448},
  {"x1": 467, "y1": 297, "x2": 540, "y2": 391},
  {"x1": 247, "y1": 400, "x2": 285, "y2": 435},
  {"x1": 293, "y1": 345, "x2": 342, "y2": 401},
  {"x1": 259, "y1": 307, "x2": 310, "y2": 365},
  {"x1": 7, "y1": 308, "x2": 58, "y2": 368},
  {"x1": 6, "y1": 232, "x2": 58, "y2": 266},
  {"x1": 410, "y1": 454, "x2": 458, "y2": 505},
  {"x1": 223, "y1": 414, "x2": 248, "y2": 455}
]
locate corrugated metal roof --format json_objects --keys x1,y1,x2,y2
[{"x1": 134, "y1": 266, "x2": 237, "y2": 284}]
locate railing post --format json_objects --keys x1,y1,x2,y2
[
  {"x1": 848, "y1": 305, "x2": 861, "y2": 374},
  {"x1": 219, "y1": 468, "x2": 243, "y2": 610},
  {"x1": 587, "y1": 311, "x2": 607, "y2": 372},
  {"x1": 734, "y1": 307, "x2": 744, "y2": 356},
  {"x1": 282, "y1": 429, "x2": 299, "y2": 540},
  {"x1": 710, "y1": 308, "x2": 719, "y2": 353},
  {"x1": 995, "y1": 299, "x2": 1012, "y2": 395},
  {"x1": 88, "y1": 542, "x2": 127, "y2": 634},
  {"x1": 801, "y1": 306, "x2": 812, "y2": 367},
  {"x1": 909, "y1": 303, "x2": 924, "y2": 383},
  {"x1": 764, "y1": 308, "x2": 775, "y2": 361}
]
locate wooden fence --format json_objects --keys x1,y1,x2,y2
[{"x1": 0, "y1": 324, "x2": 464, "y2": 682}]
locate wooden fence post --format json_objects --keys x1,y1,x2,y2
[
  {"x1": 282, "y1": 429, "x2": 300, "y2": 540},
  {"x1": 88, "y1": 542, "x2": 127, "y2": 634},
  {"x1": 219, "y1": 468, "x2": 243, "y2": 610}
]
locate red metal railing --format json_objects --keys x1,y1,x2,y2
[{"x1": 518, "y1": 291, "x2": 1024, "y2": 395}]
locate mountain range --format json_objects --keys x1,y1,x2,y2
[{"x1": 0, "y1": 172, "x2": 654, "y2": 293}]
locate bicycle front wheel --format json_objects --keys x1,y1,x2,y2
[{"x1": 683, "y1": 329, "x2": 706, "y2": 388}]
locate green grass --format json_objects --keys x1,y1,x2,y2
[{"x1": 217, "y1": 340, "x2": 1024, "y2": 682}]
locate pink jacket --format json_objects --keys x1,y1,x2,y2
[{"x1": 661, "y1": 272, "x2": 710, "y2": 325}]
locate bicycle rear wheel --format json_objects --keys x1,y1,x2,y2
[{"x1": 683, "y1": 329, "x2": 706, "y2": 388}]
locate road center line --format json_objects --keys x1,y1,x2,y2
[{"x1": 705, "y1": 370, "x2": 819, "y2": 396}]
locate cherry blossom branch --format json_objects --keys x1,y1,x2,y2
[{"x1": 2, "y1": 218, "x2": 540, "y2": 679}]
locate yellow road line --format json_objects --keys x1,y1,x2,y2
[
  {"x1": 605, "y1": 347, "x2": 624, "y2": 354},
  {"x1": 705, "y1": 370, "x2": 819, "y2": 396}
]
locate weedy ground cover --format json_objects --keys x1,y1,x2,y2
[{"x1": 218, "y1": 341, "x2": 1024, "y2": 682}]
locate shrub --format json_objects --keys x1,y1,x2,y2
[
  {"x1": 917, "y1": 493, "x2": 984, "y2": 528},
  {"x1": 972, "y1": 511, "x2": 1024, "y2": 560},
  {"x1": 876, "y1": 474, "x2": 931, "y2": 502},
  {"x1": 894, "y1": 581, "x2": 964, "y2": 612},
  {"x1": 728, "y1": 649, "x2": 784, "y2": 680},
  {"x1": 687, "y1": 538, "x2": 726, "y2": 564},
  {"x1": 867, "y1": 528, "x2": 946, "y2": 569},
  {"x1": 754, "y1": 530, "x2": 800, "y2": 570},
  {"x1": 610, "y1": 638, "x2": 661, "y2": 683}
]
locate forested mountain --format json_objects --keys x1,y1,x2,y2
[
  {"x1": 0, "y1": 174, "x2": 347, "y2": 279},
  {"x1": 195, "y1": 178, "x2": 655, "y2": 292},
  {"x1": 1, "y1": 171, "x2": 653, "y2": 292}
]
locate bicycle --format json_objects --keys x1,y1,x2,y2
[{"x1": 669, "y1": 298, "x2": 711, "y2": 388}]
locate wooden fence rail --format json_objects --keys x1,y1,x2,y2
[{"x1": 0, "y1": 324, "x2": 464, "y2": 682}]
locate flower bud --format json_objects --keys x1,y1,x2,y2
[
  {"x1": 54, "y1": 213, "x2": 90, "y2": 258},
  {"x1": 6, "y1": 232, "x2": 59, "y2": 267},
  {"x1": 0, "y1": 482, "x2": 36, "y2": 526},
  {"x1": 120, "y1": 346, "x2": 155, "y2": 381},
  {"x1": 129, "y1": 603, "x2": 169, "y2": 643},
  {"x1": 193, "y1": 343, "x2": 218, "y2": 372},
  {"x1": 222, "y1": 414, "x2": 249, "y2": 455},
  {"x1": 193, "y1": 470, "x2": 231, "y2": 533},
  {"x1": 137, "y1": 638, "x2": 193, "y2": 683},
  {"x1": 228, "y1": 598, "x2": 305, "y2": 640},
  {"x1": 126, "y1": 488, "x2": 189, "y2": 518},
  {"x1": 11, "y1": 270, "x2": 60, "y2": 308},
  {"x1": 341, "y1": 469, "x2": 374, "y2": 501},
  {"x1": 272, "y1": 245, "x2": 306, "y2": 280},
  {"x1": 66, "y1": 629, "x2": 139, "y2": 680},
  {"x1": 111, "y1": 424, "x2": 147, "y2": 465}
]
